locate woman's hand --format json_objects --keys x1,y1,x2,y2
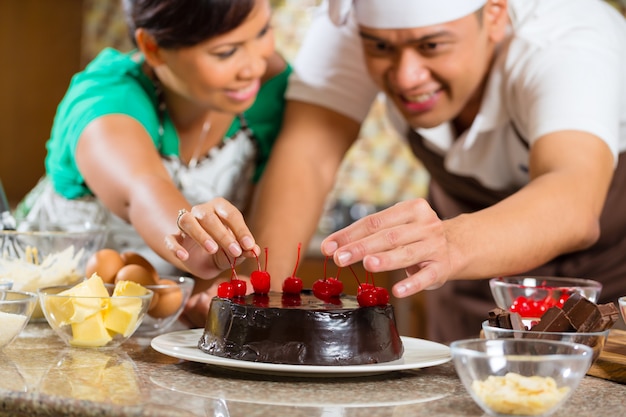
[
  {"x1": 165, "y1": 197, "x2": 260, "y2": 280},
  {"x1": 320, "y1": 198, "x2": 453, "y2": 298}
]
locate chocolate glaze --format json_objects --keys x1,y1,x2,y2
[{"x1": 198, "y1": 290, "x2": 404, "y2": 366}]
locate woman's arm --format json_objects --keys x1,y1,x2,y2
[{"x1": 76, "y1": 114, "x2": 259, "y2": 279}]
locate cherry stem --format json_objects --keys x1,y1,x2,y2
[
  {"x1": 291, "y1": 242, "x2": 302, "y2": 277},
  {"x1": 231, "y1": 256, "x2": 239, "y2": 280},
  {"x1": 335, "y1": 266, "x2": 342, "y2": 280},
  {"x1": 264, "y1": 247, "x2": 269, "y2": 272},
  {"x1": 254, "y1": 252, "x2": 261, "y2": 271},
  {"x1": 221, "y1": 248, "x2": 237, "y2": 281},
  {"x1": 323, "y1": 256, "x2": 329, "y2": 281},
  {"x1": 348, "y1": 265, "x2": 361, "y2": 286}
]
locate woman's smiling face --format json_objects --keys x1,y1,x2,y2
[
  {"x1": 154, "y1": 0, "x2": 275, "y2": 114},
  {"x1": 359, "y1": 5, "x2": 506, "y2": 130}
]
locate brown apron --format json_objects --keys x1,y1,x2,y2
[{"x1": 407, "y1": 128, "x2": 626, "y2": 344}]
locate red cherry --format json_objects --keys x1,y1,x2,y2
[
  {"x1": 312, "y1": 279, "x2": 332, "y2": 299},
  {"x1": 357, "y1": 288, "x2": 379, "y2": 307},
  {"x1": 251, "y1": 248, "x2": 271, "y2": 294},
  {"x1": 231, "y1": 279, "x2": 247, "y2": 297},
  {"x1": 251, "y1": 271, "x2": 271, "y2": 294},
  {"x1": 283, "y1": 276, "x2": 303, "y2": 294},
  {"x1": 357, "y1": 283, "x2": 375, "y2": 295},
  {"x1": 376, "y1": 287, "x2": 390, "y2": 305},
  {"x1": 327, "y1": 277, "x2": 343, "y2": 297},
  {"x1": 557, "y1": 293, "x2": 570, "y2": 308},
  {"x1": 217, "y1": 282, "x2": 235, "y2": 298},
  {"x1": 283, "y1": 243, "x2": 303, "y2": 295}
]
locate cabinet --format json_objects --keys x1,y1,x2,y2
[{"x1": 0, "y1": 0, "x2": 83, "y2": 205}]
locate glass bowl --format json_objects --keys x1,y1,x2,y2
[
  {"x1": 38, "y1": 280, "x2": 153, "y2": 348},
  {"x1": 451, "y1": 338, "x2": 593, "y2": 417},
  {"x1": 0, "y1": 290, "x2": 38, "y2": 349},
  {"x1": 482, "y1": 320, "x2": 609, "y2": 363},
  {"x1": 0, "y1": 279, "x2": 12, "y2": 290},
  {"x1": 0, "y1": 227, "x2": 107, "y2": 319},
  {"x1": 489, "y1": 276, "x2": 602, "y2": 323},
  {"x1": 135, "y1": 276, "x2": 194, "y2": 336}
]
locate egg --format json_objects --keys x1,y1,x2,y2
[
  {"x1": 114, "y1": 264, "x2": 158, "y2": 286},
  {"x1": 120, "y1": 252, "x2": 159, "y2": 283},
  {"x1": 85, "y1": 249, "x2": 125, "y2": 284},
  {"x1": 148, "y1": 279, "x2": 184, "y2": 319}
]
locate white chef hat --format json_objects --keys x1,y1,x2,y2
[{"x1": 329, "y1": 0, "x2": 488, "y2": 29}]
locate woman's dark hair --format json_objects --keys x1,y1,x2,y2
[{"x1": 123, "y1": 0, "x2": 256, "y2": 49}]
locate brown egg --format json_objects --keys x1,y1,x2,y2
[
  {"x1": 85, "y1": 249, "x2": 125, "y2": 284},
  {"x1": 115, "y1": 264, "x2": 158, "y2": 286},
  {"x1": 148, "y1": 279, "x2": 183, "y2": 319},
  {"x1": 120, "y1": 252, "x2": 159, "y2": 283}
]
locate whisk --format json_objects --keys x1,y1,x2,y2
[{"x1": 0, "y1": 179, "x2": 27, "y2": 260}]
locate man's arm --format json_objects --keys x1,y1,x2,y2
[
  {"x1": 244, "y1": 100, "x2": 362, "y2": 288},
  {"x1": 321, "y1": 130, "x2": 615, "y2": 297}
]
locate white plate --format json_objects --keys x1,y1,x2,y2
[{"x1": 151, "y1": 329, "x2": 451, "y2": 377}]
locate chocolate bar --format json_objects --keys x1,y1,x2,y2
[
  {"x1": 561, "y1": 293, "x2": 602, "y2": 332},
  {"x1": 488, "y1": 308, "x2": 527, "y2": 331},
  {"x1": 596, "y1": 303, "x2": 620, "y2": 331},
  {"x1": 530, "y1": 307, "x2": 575, "y2": 332}
]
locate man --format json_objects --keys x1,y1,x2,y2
[
  {"x1": 173, "y1": 0, "x2": 626, "y2": 342},
  {"x1": 245, "y1": 0, "x2": 626, "y2": 343}
]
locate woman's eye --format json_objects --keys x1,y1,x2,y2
[
  {"x1": 215, "y1": 48, "x2": 237, "y2": 59},
  {"x1": 257, "y1": 24, "x2": 271, "y2": 39}
]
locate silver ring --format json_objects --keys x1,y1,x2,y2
[{"x1": 176, "y1": 208, "x2": 188, "y2": 232}]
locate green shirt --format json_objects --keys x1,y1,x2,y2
[{"x1": 45, "y1": 48, "x2": 291, "y2": 199}]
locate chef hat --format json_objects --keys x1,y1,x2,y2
[{"x1": 329, "y1": 0, "x2": 488, "y2": 29}]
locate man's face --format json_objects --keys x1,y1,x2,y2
[{"x1": 359, "y1": 11, "x2": 498, "y2": 130}]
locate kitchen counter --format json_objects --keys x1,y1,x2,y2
[{"x1": 1, "y1": 324, "x2": 625, "y2": 417}]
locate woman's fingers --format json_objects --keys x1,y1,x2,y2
[{"x1": 176, "y1": 198, "x2": 258, "y2": 259}]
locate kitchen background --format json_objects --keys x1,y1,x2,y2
[
  {"x1": 2, "y1": 0, "x2": 625, "y2": 227},
  {"x1": 1, "y1": 0, "x2": 624, "y2": 338},
  {"x1": 0, "y1": 0, "x2": 429, "y2": 236}
]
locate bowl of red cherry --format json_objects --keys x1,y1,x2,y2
[{"x1": 489, "y1": 276, "x2": 602, "y2": 324}]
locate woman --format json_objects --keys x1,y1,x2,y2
[{"x1": 17, "y1": 0, "x2": 290, "y2": 283}]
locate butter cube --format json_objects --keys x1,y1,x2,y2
[
  {"x1": 70, "y1": 312, "x2": 112, "y2": 347},
  {"x1": 113, "y1": 280, "x2": 149, "y2": 297},
  {"x1": 47, "y1": 275, "x2": 110, "y2": 325},
  {"x1": 61, "y1": 274, "x2": 109, "y2": 298},
  {"x1": 104, "y1": 299, "x2": 141, "y2": 337},
  {"x1": 105, "y1": 280, "x2": 150, "y2": 336}
]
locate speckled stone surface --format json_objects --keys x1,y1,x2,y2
[{"x1": 1, "y1": 323, "x2": 625, "y2": 417}]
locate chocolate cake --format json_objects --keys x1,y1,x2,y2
[{"x1": 198, "y1": 290, "x2": 404, "y2": 366}]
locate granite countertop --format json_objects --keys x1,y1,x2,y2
[{"x1": 1, "y1": 324, "x2": 625, "y2": 417}]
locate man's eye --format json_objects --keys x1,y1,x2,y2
[
  {"x1": 364, "y1": 40, "x2": 394, "y2": 56},
  {"x1": 421, "y1": 42, "x2": 441, "y2": 53}
]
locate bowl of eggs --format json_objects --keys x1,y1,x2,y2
[
  {"x1": 0, "y1": 290, "x2": 38, "y2": 349},
  {"x1": 85, "y1": 249, "x2": 194, "y2": 335},
  {"x1": 451, "y1": 338, "x2": 593, "y2": 417},
  {"x1": 489, "y1": 276, "x2": 602, "y2": 324}
]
